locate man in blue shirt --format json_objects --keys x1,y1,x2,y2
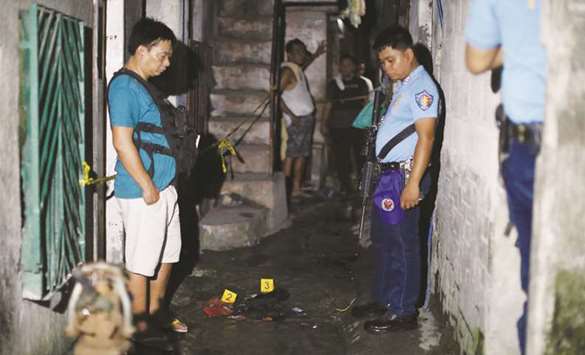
[
  {"x1": 108, "y1": 18, "x2": 181, "y2": 348},
  {"x1": 465, "y1": 1, "x2": 547, "y2": 353},
  {"x1": 359, "y1": 26, "x2": 439, "y2": 334}
]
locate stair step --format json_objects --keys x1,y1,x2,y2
[
  {"x1": 208, "y1": 116, "x2": 271, "y2": 145},
  {"x1": 222, "y1": 172, "x2": 289, "y2": 234},
  {"x1": 199, "y1": 205, "x2": 268, "y2": 251},
  {"x1": 230, "y1": 143, "x2": 272, "y2": 174},
  {"x1": 219, "y1": 0, "x2": 274, "y2": 17},
  {"x1": 221, "y1": 173, "x2": 275, "y2": 207},
  {"x1": 214, "y1": 39, "x2": 272, "y2": 65},
  {"x1": 217, "y1": 16, "x2": 273, "y2": 41},
  {"x1": 210, "y1": 90, "x2": 270, "y2": 117},
  {"x1": 213, "y1": 64, "x2": 271, "y2": 91}
]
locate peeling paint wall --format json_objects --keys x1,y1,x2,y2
[
  {"x1": 0, "y1": 2, "x2": 93, "y2": 354},
  {"x1": 530, "y1": 1, "x2": 585, "y2": 354},
  {"x1": 409, "y1": 0, "x2": 432, "y2": 48},
  {"x1": 544, "y1": 270, "x2": 585, "y2": 355}
]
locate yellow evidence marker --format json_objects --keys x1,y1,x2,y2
[
  {"x1": 260, "y1": 278, "x2": 275, "y2": 293},
  {"x1": 221, "y1": 289, "x2": 238, "y2": 304}
]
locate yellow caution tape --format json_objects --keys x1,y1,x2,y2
[
  {"x1": 217, "y1": 138, "x2": 239, "y2": 174},
  {"x1": 260, "y1": 278, "x2": 275, "y2": 294},
  {"x1": 335, "y1": 297, "x2": 358, "y2": 313},
  {"x1": 80, "y1": 161, "x2": 116, "y2": 187}
]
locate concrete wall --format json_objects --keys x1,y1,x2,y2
[
  {"x1": 285, "y1": 9, "x2": 329, "y2": 103},
  {"x1": 105, "y1": 0, "x2": 126, "y2": 264},
  {"x1": 146, "y1": 0, "x2": 183, "y2": 39},
  {"x1": 409, "y1": 0, "x2": 432, "y2": 48},
  {"x1": 0, "y1": 2, "x2": 93, "y2": 354},
  {"x1": 529, "y1": 1, "x2": 585, "y2": 354},
  {"x1": 418, "y1": 1, "x2": 524, "y2": 354}
]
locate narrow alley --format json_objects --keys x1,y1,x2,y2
[{"x1": 2, "y1": 1, "x2": 585, "y2": 355}]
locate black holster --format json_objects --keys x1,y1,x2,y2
[{"x1": 495, "y1": 104, "x2": 509, "y2": 163}]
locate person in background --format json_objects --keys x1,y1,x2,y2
[
  {"x1": 321, "y1": 54, "x2": 370, "y2": 196},
  {"x1": 465, "y1": 1, "x2": 547, "y2": 353},
  {"x1": 280, "y1": 38, "x2": 326, "y2": 199}
]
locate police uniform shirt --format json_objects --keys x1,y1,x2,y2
[
  {"x1": 375, "y1": 65, "x2": 439, "y2": 163},
  {"x1": 108, "y1": 75, "x2": 176, "y2": 199},
  {"x1": 465, "y1": 0, "x2": 547, "y2": 123}
]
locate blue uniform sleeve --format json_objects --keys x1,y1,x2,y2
[
  {"x1": 108, "y1": 76, "x2": 139, "y2": 128},
  {"x1": 465, "y1": 0, "x2": 501, "y2": 49},
  {"x1": 410, "y1": 79, "x2": 439, "y2": 121}
]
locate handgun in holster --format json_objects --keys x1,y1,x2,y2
[{"x1": 495, "y1": 103, "x2": 509, "y2": 164}]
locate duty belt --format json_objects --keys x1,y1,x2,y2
[
  {"x1": 378, "y1": 159, "x2": 413, "y2": 172},
  {"x1": 507, "y1": 120, "x2": 543, "y2": 145},
  {"x1": 379, "y1": 162, "x2": 401, "y2": 171},
  {"x1": 378, "y1": 159, "x2": 416, "y2": 183}
]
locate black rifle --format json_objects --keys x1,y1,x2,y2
[{"x1": 357, "y1": 85, "x2": 387, "y2": 244}]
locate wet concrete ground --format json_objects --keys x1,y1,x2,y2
[{"x1": 136, "y1": 194, "x2": 457, "y2": 355}]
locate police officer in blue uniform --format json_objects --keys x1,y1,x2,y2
[
  {"x1": 465, "y1": 1, "x2": 547, "y2": 353},
  {"x1": 362, "y1": 26, "x2": 439, "y2": 334}
]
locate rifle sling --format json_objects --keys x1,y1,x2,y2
[{"x1": 376, "y1": 123, "x2": 416, "y2": 160}]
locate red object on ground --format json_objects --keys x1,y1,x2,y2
[{"x1": 202, "y1": 297, "x2": 234, "y2": 318}]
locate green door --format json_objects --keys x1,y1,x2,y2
[{"x1": 20, "y1": 3, "x2": 86, "y2": 300}]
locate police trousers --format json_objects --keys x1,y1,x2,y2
[
  {"x1": 370, "y1": 169, "x2": 430, "y2": 317},
  {"x1": 501, "y1": 138, "x2": 538, "y2": 355}
]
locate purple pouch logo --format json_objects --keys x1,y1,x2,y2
[
  {"x1": 373, "y1": 169, "x2": 405, "y2": 225},
  {"x1": 381, "y1": 198, "x2": 395, "y2": 212}
]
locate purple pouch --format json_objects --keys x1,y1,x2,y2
[{"x1": 372, "y1": 169, "x2": 405, "y2": 225}]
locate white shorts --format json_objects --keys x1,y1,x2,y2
[{"x1": 116, "y1": 185, "x2": 181, "y2": 277}]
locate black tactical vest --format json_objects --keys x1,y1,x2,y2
[{"x1": 108, "y1": 69, "x2": 198, "y2": 179}]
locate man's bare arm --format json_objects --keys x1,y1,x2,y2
[
  {"x1": 465, "y1": 44, "x2": 503, "y2": 74},
  {"x1": 112, "y1": 126, "x2": 160, "y2": 204},
  {"x1": 302, "y1": 41, "x2": 326, "y2": 70},
  {"x1": 401, "y1": 117, "x2": 436, "y2": 209}
]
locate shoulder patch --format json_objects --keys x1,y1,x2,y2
[{"x1": 415, "y1": 90, "x2": 434, "y2": 111}]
